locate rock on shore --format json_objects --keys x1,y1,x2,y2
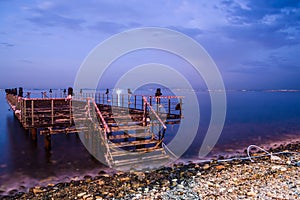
[{"x1": 1, "y1": 143, "x2": 299, "y2": 199}]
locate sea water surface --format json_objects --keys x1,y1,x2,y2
[{"x1": 0, "y1": 88, "x2": 300, "y2": 194}]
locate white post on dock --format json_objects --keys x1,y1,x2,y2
[{"x1": 116, "y1": 89, "x2": 121, "y2": 107}]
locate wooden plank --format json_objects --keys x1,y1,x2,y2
[
  {"x1": 113, "y1": 154, "x2": 169, "y2": 166},
  {"x1": 111, "y1": 147, "x2": 165, "y2": 157},
  {"x1": 109, "y1": 139, "x2": 158, "y2": 148},
  {"x1": 108, "y1": 132, "x2": 152, "y2": 140},
  {"x1": 107, "y1": 121, "x2": 143, "y2": 127},
  {"x1": 40, "y1": 127, "x2": 90, "y2": 135},
  {"x1": 110, "y1": 125, "x2": 148, "y2": 132}
]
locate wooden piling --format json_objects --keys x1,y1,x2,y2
[
  {"x1": 31, "y1": 128, "x2": 37, "y2": 141},
  {"x1": 44, "y1": 133, "x2": 51, "y2": 150}
]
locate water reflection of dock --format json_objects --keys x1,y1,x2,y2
[{"x1": 5, "y1": 88, "x2": 183, "y2": 168}]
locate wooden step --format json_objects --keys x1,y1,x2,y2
[
  {"x1": 110, "y1": 147, "x2": 165, "y2": 157},
  {"x1": 107, "y1": 121, "x2": 143, "y2": 127},
  {"x1": 111, "y1": 115, "x2": 133, "y2": 120},
  {"x1": 109, "y1": 145, "x2": 163, "y2": 154},
  {"x1": 109, "y1": 139, "x2": 158, "y2": 148},
  {"x1": 40, "y1": 126, "x2": 89, "y2": 134},
  {"x1": 113, "y1": 154, "x2": 170, "y2": 167},
  {"x1": 110, "y1": 125, "x2": 149, "y2": 132},
  {"x1": 108, "y1": 132, "x2": 153, "y2": 140}
]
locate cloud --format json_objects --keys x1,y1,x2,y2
[
  {"x1": 37, "y1": 1, "x2": 55, "y2": 10},
  {"x1": 167, "y1": 26, "x2": 204, "y2": 38},
  {"x1": 218, "y1": 0, "x2": 300, "y2": 48},
  {"x1": 23, "y1": 1, "x2": 86, "y2": 30},
  {"x1": 19, "y1": 59, "x2": 33, "y2": 64},
  {"x1": 0, "y1": 42, "x2": 14, "y2": 47},
  {"x1": 89, "y1": 21, "x2": 141, "y2": 34},
  {"x1": 1, "y1": 0, "x2": 299, "y2": 89},
  {"x1": 27, "y1": 11, "x2": 85, "y2": 30}
]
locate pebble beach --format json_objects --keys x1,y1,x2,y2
[{"x1": 1, "y1": 142, "x2": 299, "y2": 200}]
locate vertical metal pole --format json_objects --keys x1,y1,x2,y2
[
  {"x1": 31, "y1": 100, "x2": 34, "y2": 126},
  {"x1": 121, "y1": 94, "x2": 124, "y2": 107},
  {"x1": 143, "y1": 100, "x2": 147, "y2": 126},
  {"x1": 179, "y1": 98, "x2": 182, "y2": 117},
  {"x1": 168, "y1": 98, "x2": 171, "y2": 115},
  {"x1": 19, "y1": 98, "x2": 22, "y2": 120},
  {"x1": 24, "y1": 99, "x2": 27, "y2": 127},
  {"x1": 51, "y1": 99, "x2": 54, "y2": 124},
  {"x1": 141, "y1": 96, "x2": 144, "y2": 111},
  {"x1": 159, "y1": 125, "x2": 161, "y2": 141},
  {"x1": 156, "y1": 98, "x2": 159, "y2": 113},
  {"x1": 116, "y1": 94, "x2": 118, "y2": 106},
  {"x1": 69, "y1": 99, "x2": 72, "y2": 125},
  {"x1": 134, "y1": 95, "x2": 137, "y2": 109},
  {"x1": 150, "y1": 96, "x2": 152, "y2": 106},
  {"x1": 86, "y1": 98, "x2": 89, "y2": 120},
  {"x1": 128, "y1": 95, "x2": 130, "y2": 108}
]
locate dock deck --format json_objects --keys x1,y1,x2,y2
[{"x1": 5, "y1": 89, "x2": 183, "y2": 169}]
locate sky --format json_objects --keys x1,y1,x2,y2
[{"x1": 0, "y1": 0, "x2": 300, "y2": 90}]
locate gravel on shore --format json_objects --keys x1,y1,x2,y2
[{"x1": 1, "y1": 143, "x2": 299, "y2": 200}]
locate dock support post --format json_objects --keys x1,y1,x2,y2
[
  {"x1": 31, "y1": 128, "x2": 37, "y2": 141},
  {"x1": 31, "y1": 100, "x2": 34, "y2": 126},
  {"x1": 179, "y1": 98, "x2": 182, "y2": 117},
  {"x1": 69, "y1": 99, "x2": 72, "y2": 125},
  {"x1": 51, "y1": 99, "x2": 54, "y2": 125},
  {"x1": 44, "y1": 133, "x2": 51, "y2": 151},
  {"x1": 143, "y1": 100, "x2": 147, "y2": 126},
  {"x1": 168, "y1": 98, "x2": 171, "y2": 115},
  {"x1": 23, "y1": 99, "x2": 27, "y2": 126},
  {"x1": 127, "y1": 95, "x2": 130, "y2": 108}
]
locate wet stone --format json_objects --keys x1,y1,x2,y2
[
  {"x1": 1, "y1": 143, "x2": 300, "y2": 200},
  {"x1": 77, "y1": 192, "x2": 86, "y2": 197}
]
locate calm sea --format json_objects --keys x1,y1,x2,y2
[{"x1": 0, "y1": 88, "x2": 300, "y2": 194}]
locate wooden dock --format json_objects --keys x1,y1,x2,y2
[{"x1": 5, "y1": 88, "x2": 183, "y2": 168}]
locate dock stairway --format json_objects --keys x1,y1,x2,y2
[{"x1": 75, "y1": 97, "x2": 172, "y2": 169}]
